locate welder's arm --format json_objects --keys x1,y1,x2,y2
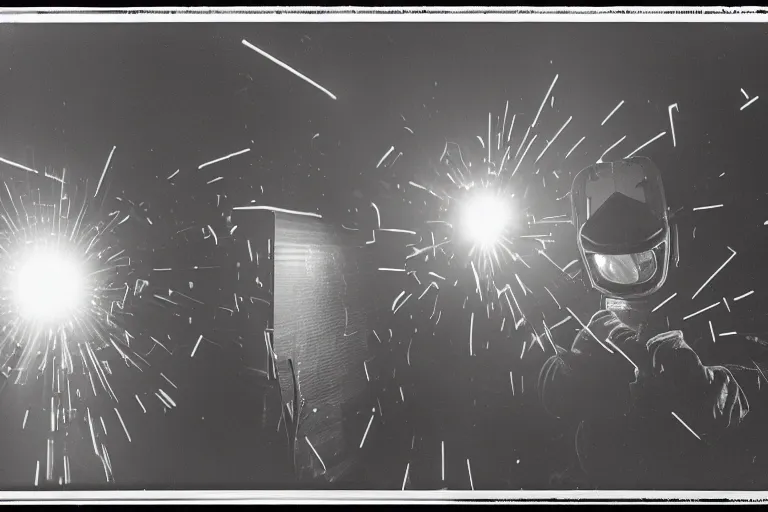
[
  {"x1": 643, "y1": 330, "x2": 749, "y2": 442},
  {"x1": 538, "y1": 310, "x2": 641, "y2": 422}
]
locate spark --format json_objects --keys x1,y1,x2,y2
[
  {"x1": 198, "y1": 148, "x2": 251, "y2": 170},
  {"x1": 441, "y1": 441, "x2": 445, "y2": 481},
  {"x1": 429, "y1": 272, "x2": 445, "y2": 281},
  {"x1": 159, "y1": 389, "x2": 177, "y2": 408},
  {"x1": 115, "y1": 408, "x2": 131, "y2": 443},
  {"x1": 94, "y1": 146, "x2": 116, "y2": 198},
  {"x1": 671, "y1": 411, "x2": 702, "y2": 441},
  {"x1": 683, "y1": 301, "x2": 721, "y2": 321},
  {"x1": 544, "y1": 286, "x2": 561, "y2": 309},
  {"x1": 191, "y1": 335, "x2": 204, "y2": 358},
  {"x1": 381, "y1": 228, "x2": 417, "y2": 235},
  {"x1": 160, "y1": 373, "x2": 178, "y2": 389},
  {"x1": 167, "y1": 169, "x2": 180, "y2": 180},
  {"x1": 692, "y1": 204, "x2": 724, "y2": 211},
  {"x1": 601, "y1": 100, "x2": 625, "y2": 126},
  {"x1": 512, "y1": 134, "x2": 538, "y2": 177},
  {"x1": 535, "y1": 116, "x2": 572, "y2": 163},
  {"x1": 625, "y1": 131, "x2": 667, "y2": 159},
  {"x1": 23, "y1": 410, "x2": 29, "y2": 429},
  {"x1": 359, "y1": 413, "x2": 375, "y2": 448},
  {"x1": 402, "y1": 463, "x2": 410, "y2": 491},
  {"x1": 709, "y1": 321, "x2": 716, "y2": 343},
  {"x1": 0, "y1": 156, "x2": 38, "y2": 174},
  {"x1": 379, "y1": 268, "x2": 405, "y2": 273},
  {"x1": 467, "y1": 459, "x2": 475, "y2": 491},
  {"x1": 565, "y1": 136, "x2": 586, "y2": 159},
  {"x1": 233, "y1": 205, "x2": 321, "y2": 218},
  {"x1": 377, "y1": 146, "x2": 395, "y2": 168},
  {"x1": 242, "y1": 39, "x2": 337, "y2": 100},
  {"x1": 651, "y1": 292, "x2": 678, "y2": 313},
  {"x1": 719, "y1": 332, "x2": 738, "y2": 337},
  {"x1": 597, "y1": 135, "x2": 626, "y2": 163},
  {"x1": 734, "y1": 290, "x2": 754, "y2": 302},
  {"x1": 393, "y1": 293, "x2": 412, "y2": 315},
  {"x1": 668, "y1": 103, "x2": 679, "y2": 147},
  {"x1": 34, "y1": 461, "x2": 40, "y2": 487},
  {"x1": 691, "y1": 247, "x2": 737, "y2": 300},
  {"x1": 741, "y1": 96, "x2": 759, "y2": 111},
  {"x1": 469, "y1": 312, "x2": 475, "y2": 356},
  {"x1": 363, "y1": 360, "x2": 369, "y2": 381},
  {"x1": 723, "y1": 297, "x2": 731, "y2": 312},
  {"x1": 206, "y1": 225, "x2": 218, "y2": 245},
  {"x1": 742, "y1": 88, "x2": 750, "y2": 99},
  {"x1": 550, "y1": 315, "x2": 572, "y2": 331},
  {"x1": 532, "y1": 74, "x2": 559, "y2": 129},
  {"x1": 135, "y1": 395, "x2": 146, "y2": 414},
  {"x1": 206, "y1": 176, "x2": 224, "y2": 185}
]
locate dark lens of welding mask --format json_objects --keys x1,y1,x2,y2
[{"x1": 591, "y1": 249, "x2": 657, "y2": 285}]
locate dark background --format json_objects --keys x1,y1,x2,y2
[{"x1": 0, "y1": 22, "x2": 766, "y2": 490}]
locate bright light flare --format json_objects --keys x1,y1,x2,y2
[
  {"x1": 460, "y1": 190, "x2": 512, "y2": 248},
  {"x1": 11, "y1": 246, "x2": 89, "y2": 324}
]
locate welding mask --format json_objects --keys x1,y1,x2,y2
[{"x1": 571, "y1": 157, "x2": 670, "y2": 300}]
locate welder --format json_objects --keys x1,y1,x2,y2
[{"x1": 538, "y1": 157, "x2": 759, "y2": 489}]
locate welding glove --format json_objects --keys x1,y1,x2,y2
[
  {"x1": 638, "y1": 329, "x2": 749, "y2": 442},
  {"x1": 539, "y1": 309, "x2": 643, "y2": 422}
]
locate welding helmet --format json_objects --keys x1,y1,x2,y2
[{"x1": 571, "y1": 157, "x2": 670, "y2": 300}]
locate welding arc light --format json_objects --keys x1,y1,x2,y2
[
  {"x1": 460, "y1": 190, "x2": 511, "y2": 247},
  {"x1": 12, "y1": 248, "x2": 88, "y2": 324}
]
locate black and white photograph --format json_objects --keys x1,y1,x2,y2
[{"x1": 0, "y1": 7, "x2": 766, "y2": 503}]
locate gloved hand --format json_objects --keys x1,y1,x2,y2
[
  {"x1": 539, "y1": 310, "x2": 643, "y2": 421},
  {"x1": 643, "y1": 330, "x2": 749, "y2": 441}
]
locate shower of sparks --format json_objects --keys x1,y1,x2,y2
[
  {"x1": 0, "y1": 166, "x2": 166, "y2": 486},
  {"x1": 651, "y1": 292, "x2": 678, "y2": 313},
  {"x1": 601, "y1": 100, "x2": 625, "y2": 126},
  {"x1": 671, "y1": 412, "x2": 702, "y2": 441},
  {"x1": 691, "y1": 247, "x2": 737, "y2": 300},
  {"x1": 94, "y1": 146, "x2": 116, "y2": 198},
  {"x1": 198, "y1": 148, "x2": 251, "y2": 170},
  {"x1": 740, "y1": 96, "x2": 759, "y2": 111},
  {"x1": 692, "y1": 204, "x2": 724, "y2": 211},
  {"x1": 241, "y1": 39, "x2": 337, "y2": 100},
  {"x1": 733, "y1": 290, "x2": 754, "y2": 302}
]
